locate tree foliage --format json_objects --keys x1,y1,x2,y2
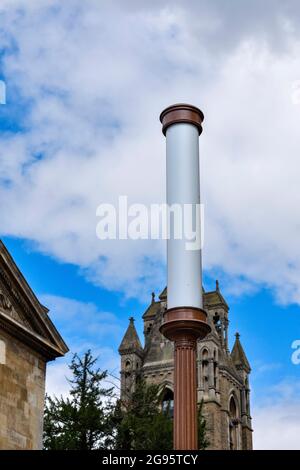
[
  {"x1": 110, "y1": 379, "x2": 173, "y2": 450},
  {"x1": 44, "y1": 351, "x2": 209, "y2": 450},
  {"x1": 43, "y1": 350, "x2": 113, "y2": 450}
]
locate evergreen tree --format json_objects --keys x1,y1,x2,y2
[
  {"x1": 43, "y1": 350, "x2": 113, "y2": 450},
  {"x1": 110, "y1": 380, "x2": 209, "y2": 450},
  {"x1": 44, "y1": 350, "x2": 209, "y2": 450},
  {"x1": 111, "y1": 379, "x2": 173, "y2": 450}
]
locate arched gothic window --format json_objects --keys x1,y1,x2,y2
[
  {"x1": 229, "y1": 396, "x2": 239, "y2": 450},
  {"x1": 213, "y1": 350, "x2": 218, "y2": 389},
  {"x1": 161, "y1": 388, "x2": 174, "y2": 418},
  {"x1": 125, "y1": 359, "x2": 131, "y2": 378},
  {"x1": 202, "y1": 349, "x2": 209, "y2": 391}
]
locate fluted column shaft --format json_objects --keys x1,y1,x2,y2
[
  {"x1": 174, "y1": 336, "x2": 198, "y2": 450},
  {"x1": 160, "y1": 307, "x2": 210, "y2": 450}
]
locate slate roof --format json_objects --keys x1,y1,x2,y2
[
  {"x1": 118, "y1": 317, "x2": 143, "y2": 353},
  {"x1": 204, "y1": 290, "x2": 229, "y2": 310},
  {"x1": 158, "y1": 287, "x2": 167, "y2": 300},
  {"x1": 143, "y1": 283, "x2": 229, "y2": 317},
  {"x1": 142, "y1": 301, "x2": 160, "y2": 319},
  {"x1": 231, "y1": 332, "x2": 251, "y2": 372}
]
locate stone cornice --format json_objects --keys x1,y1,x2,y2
[
  {"x1": 219, "y1": 365, "x2": 243, "y2": 387},
  {"x1": 0, "y1": 310, "x2": 65, "y2": 360},
  {"x1": 0, "y1": 240, "x2": 68, "y2": 359},
  {"x1": 119, "y1": 348, "x2": 144, "y2": 359},
  {"x1": 142, "y1": 361, "x2": 173, "y2": 373}
]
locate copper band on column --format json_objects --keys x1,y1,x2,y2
[{"x1": 160, "y1": 103, "x2": 204, "y2": 136}]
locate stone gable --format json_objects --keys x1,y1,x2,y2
[{"x1": 0, "y1": 240, "x2": 68, "y2": 449}]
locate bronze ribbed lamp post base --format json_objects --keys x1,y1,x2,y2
[{"x1": 160, "y1": 307, "x2": 211, "y2": 450}]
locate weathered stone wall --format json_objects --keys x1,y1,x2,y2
[
  {"x1": 219, "y1": 373, "x2": 244, "y2": 450},
  {"x1": 143, "y1": 364, "x2": 174, "y2": 390},
  {"x1": 242, "y1": 424, "x2": 253, "y2": 450},
  {"x1": 202, "y1": 400, "x2": 222, "y2": 450},
  {"x1": 0, "y1": 329, "x2": 46, "y2": 450}
]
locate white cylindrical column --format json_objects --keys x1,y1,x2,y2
[
  {"x1": 161, "y1": 104, "x2": 204, "y2": 309},
  {"x1": 159, "y1": 104, "x2": 210, "y2": 450}
]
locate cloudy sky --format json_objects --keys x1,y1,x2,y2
[{"x1": 0, "y1": 0, "x2": 300, "y2": 449}]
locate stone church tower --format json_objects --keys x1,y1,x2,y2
[
  {"x1": 0, "y1": 240, "x2": 68, "y2": 449},
  {"x1": 119, "y1": 284, "x2": 253, "y2": 450}
]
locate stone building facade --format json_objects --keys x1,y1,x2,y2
[
  {"x1": 119, "y1": 284, "x2": 253, "y2": 450},
  {"x1": 0, "y1": 240, "x2": 68, "y2": 449}
]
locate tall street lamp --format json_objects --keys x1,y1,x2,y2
[{"x1": 159, "y1": 104, "x2": 211, "y2": 450}]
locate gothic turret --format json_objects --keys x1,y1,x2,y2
[
  {"x1": 231, "y1": 332, "x2": 251, "y2": 374},
  {"x1": 231, "y1": 332, "x2": 252, "y2": 449},
  {"x1": 118, "y1": 317, "x2": 143, "y2": 401}
]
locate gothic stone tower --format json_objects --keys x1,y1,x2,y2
[{"x1": 119, "y1": 284, "x2": 253, "y2": 450}]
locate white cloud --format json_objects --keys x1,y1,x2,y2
[
  {"x1": 253, "y1": 403, "x2": 300, "y2": 449},
  {"x1": 40, "y1": 294, "x2": 125, "y2": 345},
  {"x1": 46, "y1": 360, "x2": 70, "y2": 398},
  {"x1": 41, "y1": 294, "x2": 122, "y2": 397},
  {"x1": 253, "y1": 379, "x2": 300, "y2": 449},
  {"x1": 253, "y1": 361, "x2": 282, "y2": 374},
  {"x1": 46, "y1": 346, "x2": 120, "y2": 398},
  {"x1": 0, "y1": 2, "x2": 300, "y2": 303}
]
